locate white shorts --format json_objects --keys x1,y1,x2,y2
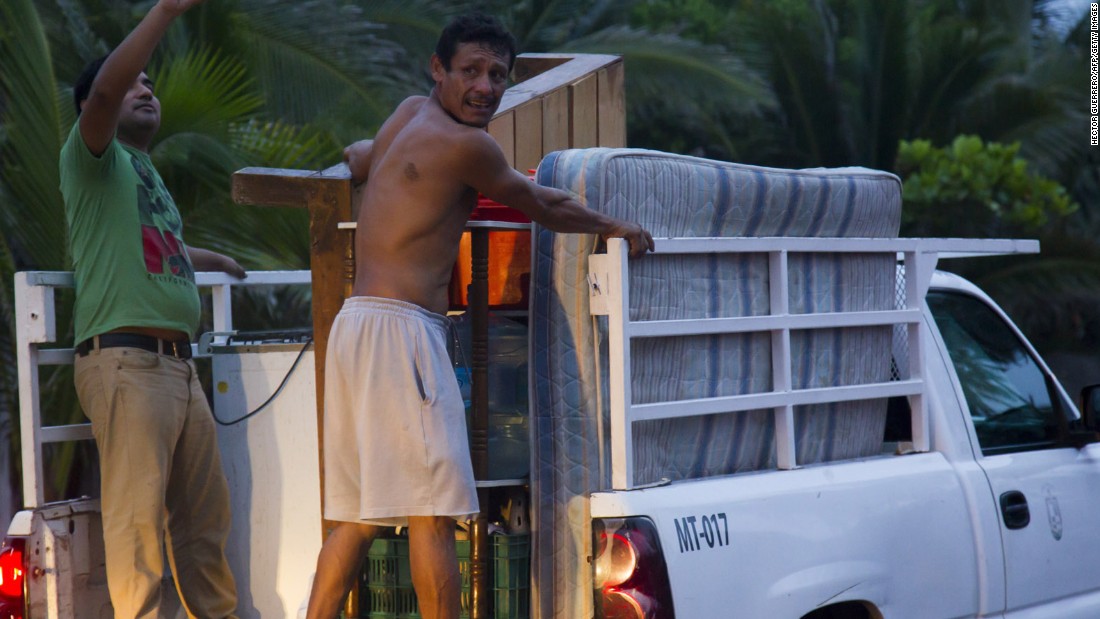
[{"x1": 323, "y1": 296, "x2": 478, "y2": 525}]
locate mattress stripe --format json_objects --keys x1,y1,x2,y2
[
  {"x1": 777, "y1": 174, "x2": 801, "y2": 234},
  {"x1": 838, "y1": 176, "x2": 857, "y2": 236},
  {"x1": 745, "y1": 169, "x2": 768, "y2": 236}
]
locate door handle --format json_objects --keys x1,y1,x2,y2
[{"x1": 1000, "y1": 490, "x2": 1030, "y2": 529}]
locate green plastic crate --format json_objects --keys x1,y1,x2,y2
[
  {"x1": 361, "y1": 534, "x2": 529, "y2": 619},
  {"x1": 493, "y1": 587, "x2": 529, "y2": 619},
  {"x1": 492, "y1": 534, "x2": 529, "y2": 619},
  {"x1": 362, "y1": 538, "x2": 471, "y2": 619},
  {"x1": 491, "y1": 534, "x2": 529, "y2": 589},
  {"x1": 367, "y1": 538, "x2": 413, "y2": 587}
]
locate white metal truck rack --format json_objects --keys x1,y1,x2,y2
[{"x1": 587, "y1": 236, "x2": 1039, "y2": 490}]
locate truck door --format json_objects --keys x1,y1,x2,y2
[{"x1": 928, "y1": 289, "x2": 1100, "y2": 617}]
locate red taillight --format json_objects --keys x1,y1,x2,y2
[
  {"x1": 596, "y1": 532, "x2": 637, "y2": 586},
  {"x1": 601, "y1": 589, "x2": 653, "y2": 618},
  {"x1": 594, "y1": 518, "x2": 675, "y2": 619},
  {"x1": 0, "y1": 538, "x2": 26, "y2": 618}
]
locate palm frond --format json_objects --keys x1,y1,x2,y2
[
  {"x1": 231, "y1": 118, "x2": 335, "y2": 170},
  {"x1": 728, "y1": 0, "x2": 851, "y2": 166},
  {"x1": 188, "y1": 203, "x2": 311, "y2": 271},
  {"x1": 217, "y1": 0, "x2": 405, "y2": 128},
  {"x1": 566, "y1": 25, "x2": 775, "y2": 115},
  {"x1": 180, "y1": 120, "x2": 336, "y2": 270},
  {"x1": 153, "y1": 131, "x2": 246, "y2": 196},
  {"x1": 962, "y1": 75, "x2": 1083, "y2": 178},
  {"x1": 833, "y1": 0, "x2": 911, "y2": 167},
  {"x1": 0, "y1": 0, "x2": 95, "y2": 511},
  {"x1": 493, "y1": 0, "x2": 637, "y2": 51},
  {"x1": 0, "y1": 0, "x2": 68, "y2": 271},
  {"x1": 907, "y1": 6, "x2": 1028, "y2": 143},
  {"x1": 53, "y1": 0, "x2": 111, "y2": 75},
  {"x1": 153, "y1": 47, "x2": 264, "y2": 140},
  {"x1": 147, "y1": 48, "x2": 267, "y2": 207}
]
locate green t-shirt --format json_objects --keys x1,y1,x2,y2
[{"x1": 59, "y1": 123, "x2": 200, "y2": 344}]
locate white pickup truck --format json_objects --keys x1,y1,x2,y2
[{"x1": 5, "y1": 148, "x2": 1100, "y2": 619}]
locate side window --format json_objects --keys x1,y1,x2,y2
[{"x1": 928, "y1": 291, "x2": 1069, "y2": 455}]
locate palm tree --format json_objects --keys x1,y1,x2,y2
[
  {"x1": 627, "y1": 0, "x2": 1085, "y2": 173},
  {"x1": 626, "y1": 0, "x2": 1094, "y2": 394},
  {"x1": 0, "y1": 0, "x2": 77, "y2": 521}
]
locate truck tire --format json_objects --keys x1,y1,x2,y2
[{"x1": 801, "y1": 601, "x2": 874, "y2": 619}]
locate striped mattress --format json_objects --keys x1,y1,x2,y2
[{"x1": 527, "y1": 148, "x2": 902, "y2": 619}]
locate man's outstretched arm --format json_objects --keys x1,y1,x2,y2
[
  {"x1": 460, "y1": 133, "x2": 655, "y2": 257},
  {"x1": 79, "y1": 0, "x2": 205, "y2": 155}
]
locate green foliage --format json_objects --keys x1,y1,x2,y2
[
  {"x1": 0, "y1": 0, "x2": 68, "y2": 271},
  {"x1": 474, "y1": 0, "x2": 777, "y2": 160},
  {"x1": 630, "y1": 0, "x2": 739, "y2": 43},
  {"x1": 897, "y1": 135, "x2": 1077, "y2": 237},
  {"x1": 209, "y1": 0, "x2": 407, "y2": 132},
  {"x1": 0, "y1": 0, "x2": 76, "y2": 511},
  {"x1": 896, "y1": 134, "x2": 1098, "y2": 362},
  {"x1": 154, "y1": 48, "x2": 264, "y2": 140},
  {"x1": 626, "y1": 0, "x2": 1089, "y2": 195}
]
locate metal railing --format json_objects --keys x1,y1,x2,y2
[
  {"x1": 588, "y1": 237, "x2": 1039, "y2": 490},
  {"x1": 14, "y1": 270, "x2": 312, "y2": 508}
]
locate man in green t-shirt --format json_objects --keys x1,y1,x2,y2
[{"x1": 59, "y1": 0, "x2": 243, "y2": 616}]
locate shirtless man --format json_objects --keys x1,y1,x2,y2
[{"x1": 305, "y1": 13, "x2": 653, "y2": 619}]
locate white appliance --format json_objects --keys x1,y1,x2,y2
[{"x1": 212, "y1": 336, "x2": 321, "y2": 619}]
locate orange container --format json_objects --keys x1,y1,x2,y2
[{"x1": 448, "y1": 196, "x2": 532, "y2": 310}]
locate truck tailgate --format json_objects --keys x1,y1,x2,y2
[{"x1": 591, "y1": 453, "x2": 989, "y2": 619}]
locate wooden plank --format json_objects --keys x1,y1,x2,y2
[
  {"x1": 318, "y1": 162, "x2": 369, "y2": 218},
  {"x1": 488, "y1": 111, "x2": 516, "y2": 169},
  {"x1": 322, "y1": 162, "x2": 349, "y2": 176},
  {"x1": 233, "y1": 168, "x2": 315, "y2": 208},
  {"x1": 597, "y1": 62, "x2": 627, "y2": 147},
  {"x1": 514, "y1": 101, "x2": 544, "y2": 173},
  {"x1": 542, "y1": 89, "x2": 570, "y2": 155},
  {"x1": 507, "y1": 54, "x2": 620, "y2": 101},
  {"x1": 513, "y1": 54, "x2": 572, "y2": 83},
  {"x1": 570, "y1": 73, "x2": 599, "y2": 149},
  {"x1": 305, "y1": 181, "x2": 353, "y2": 530},
  {"x1": 496, "y1": 53, "x2": 621, "y2": 116},
  {"x1": 232, "y1": 166, "x2": 351, "y2": 208}
]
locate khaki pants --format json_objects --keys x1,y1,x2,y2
[{"x1": 75, "y1": 347, "x2": 238, "y2": 619}]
